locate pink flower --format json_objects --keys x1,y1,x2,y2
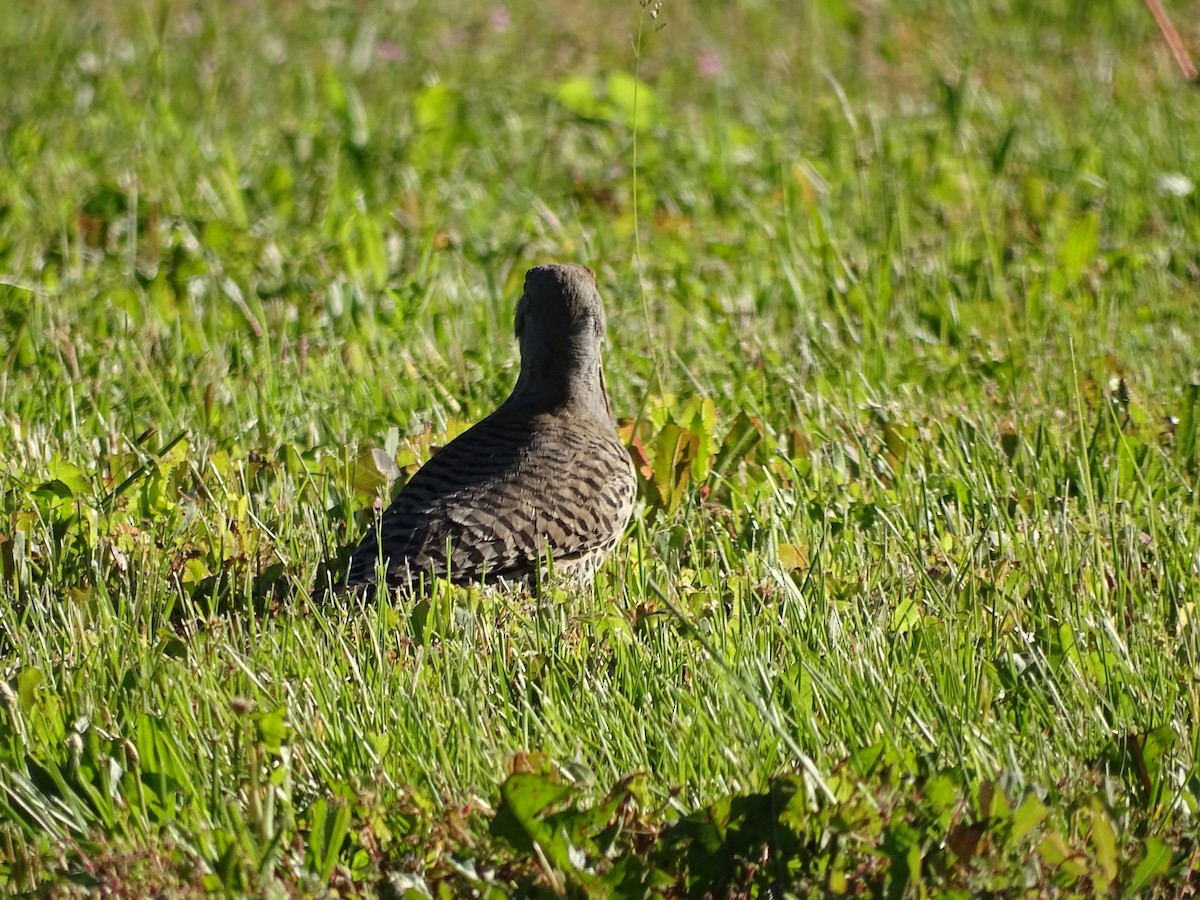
[
  {"x1": 377, "y1": 42, "x2": 405, "y2": 62},
  {"x1": 697, "y1": 47, "x2": 724, "y2": 79}
]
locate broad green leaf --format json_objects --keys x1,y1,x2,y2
[
  {"x1": 882, "y1": 420, "x2": 915, "y2": 463},
  {"x1": 1010, "y1": 795, "x2": 1046, "y2": 842},
  {"x1": 605, "y1": 71, "x2": 657, "y2": 131},
  {"x1": 1036, "y1": 832, "x2": 1084, "y2": 881},
  {"x1": 1129, "y1": 836, "x2": 1170, "y2": 891},
  {"x1": 776, "y1": 542, "x2": 807, "y2": 572},
  {"x1": 651, "y1": 423, "x2": 700, "y2": 512},
  {"x1": 47, "y1": 459, "x2": 90, "y2": 496},
  {"x1": 498, "y1": 772, "x2": 573, "y2": 830},
  {"x1": 554, "y1": 75, "x2": 598, "y2": 118},
  {"x1": 713, "y1": 412, "x2": 762, "y2": 479},
  {"x1": 922, "y1": 772, "x2": 959, "y2": 819},
  {"x1": 17, "y1": 666, "x2": 42, "y2": 712},
  {"x1": 491, "y1": 772, "x2": 596, "y2": 886},
  {"x1": 352, "y1": 448, "x2": 402, "y2": 497},
  {"x1": 414, "y1": 83, "x2": 458, "y2": 132},
  {"x1": 254, "y1": 707, "x2": 289, "y2": 755},
  {"x1": 1090, "y1": 801, "x2": 1117, "y2": 891},
  {"x1": 1061, "y1": 211, "x2": 1098, "y2": 282},
  {"x1": 890, "y1": 597, "x2": 923, "y2": 634},
  {"x1": 182, "y1": 557, "x2": 210, "y2": 593},
  {"x1": 678, "y1": 396, "x2": 717, "y2": 482},
  {"x1": 305, "y1": 799, "x2": 352, "y2": 882}
]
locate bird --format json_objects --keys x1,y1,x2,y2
[{"x1": 339, "y1": 263, "x2": 637, "y2": 594}]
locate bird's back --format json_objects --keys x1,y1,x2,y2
[{"x1": 342, "y1": 406, "x2": 635, "y2": 590}]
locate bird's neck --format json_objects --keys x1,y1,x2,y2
[{"x1": 506, "y1": 356, "x2": 612, "y2": 423}]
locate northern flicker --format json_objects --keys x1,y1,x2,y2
[{"x1": 340, "y1": 263, "x2": 636, "y2": 593}]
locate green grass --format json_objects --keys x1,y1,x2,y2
[{"x1": 2, "y1": 0, "x2": 1200, "y2": 894}]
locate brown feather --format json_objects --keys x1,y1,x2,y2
[{"x1": 340, "y1": 263, "x2": 635, "y2": 593}]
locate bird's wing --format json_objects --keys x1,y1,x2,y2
[{"x1": 342, "y1": 412, "x2": 635, "y2": 588}]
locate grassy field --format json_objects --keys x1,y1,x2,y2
[{"x1": 2, "y1": 0, "x2": 1200, "y2": 894}]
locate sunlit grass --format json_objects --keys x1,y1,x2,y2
[{"x1": 2, "y1": 0, "x2": 1199, "y2": 894}]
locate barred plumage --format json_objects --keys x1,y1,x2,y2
[{"x1": 340, "y1": 263, "x2": 636, "y2": 593}]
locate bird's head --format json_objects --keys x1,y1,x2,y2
[{"x1": 511, "y1": 263, "x2": 613, "y2": 420}]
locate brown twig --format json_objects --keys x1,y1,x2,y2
[{"x1": 1143, "y1": 0, "x2": 1199, "y2": 82}]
